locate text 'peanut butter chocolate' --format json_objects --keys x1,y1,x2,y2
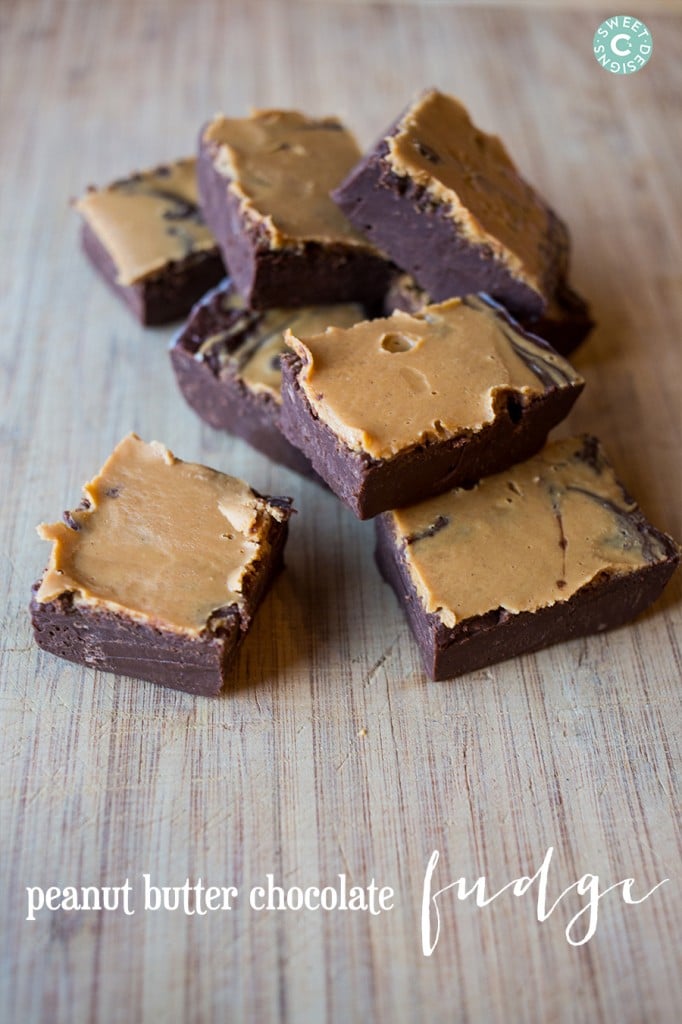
[
  {"x1": 36, "y1": 434, "x2": 290, "y2": 636},
  {"x1": 285, "y1": 297, "x2": 582, "y2": 460},
  {"x1": 75, "y1": 159, "x2": 217, "y2": 286},
  {"x1": 202, "y1": 110, "x2": 369, "y2": 249},
  {"x1": 388, "y1": 436, "x2": 677, "y2": 628}
]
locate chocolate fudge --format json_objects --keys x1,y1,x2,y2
[
  {"x1": 385, "y1": 273, "x2": 593, "y2": 357},
  {"x1": 170, "y1": 279, "x2": 364, "y2": 476},
  {"x1": 280, "y1": 295, "x2": 584, "y2": 519},
  {"x1": 524, "y1": 280, "x2": 594, "y2": 357},
  {"x1": 198, "y1": 109, "x2": 393, "y2": 309},
  {"x1": 31, "y1": 435, "x2": 292, "y2": 695},
  {"x1": 375, "y1": 436, "x2": 680, "y2": 680},
  {"x1": 75, "y1": 159, "x2": 225, "y2": 325},
  {"x1": 333, "y1": 89, "x2": 572, "y2": 322}
]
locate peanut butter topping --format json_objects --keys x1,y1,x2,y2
[
  {"x1": 202, "y1": 110, "x2": 371, "y2": 249},
  {"x1": 194, "y1": 289, "x2": 364, "y2": 402},
  {"x1": 285, "y1": 297, "x2": 581, "y2": 460},
  {"x1": 386, "y1": 90, "x2": 557, "y2": 300},
  {"x1": 75, "y1": 159, "x2": 216, "y2": 286},
  {"x1": 388, "y1": 436, "x2": 672, "y2": 628},
  {"x1": 36, "y1": 435, "x2": 288, "y2": 635}
]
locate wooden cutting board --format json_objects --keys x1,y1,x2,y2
[{"x1": 1, "y1": 1, "x2": 680, "y2": 1021}]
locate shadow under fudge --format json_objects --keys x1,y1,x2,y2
[
  {"x1": 209, "y1": 569, "x2": 310, "y2": 695},
  {"x1": 222, "y1": 494, "x2": 371, "y2": 693}
]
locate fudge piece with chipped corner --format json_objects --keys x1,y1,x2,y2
[
  {"x1": 280, "y1": 295, "x2": 584, "y2": 518},
  {"x1": 30, "y1": 435, "x2": 293, "y2": 695},
  {"x1": 333, "y1": 89, "x2": 574, "y2": 322},
  {"x1": 75, "y1": 158, "x2": 224, "y2": 325},
  {"x1": 375, "y1": 435, "x2": 680, "y2": 680},
  {"x1": 197, "y1": 109, "x2": 393, "y2": 309},
  {"x1": 170, "y1": 278, "x2": 365, "y2": 477}
]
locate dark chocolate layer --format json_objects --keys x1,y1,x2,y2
[
  {"x1": 30, "y1": 589, "x2": 240, "y2": 696},
  {"x1": 333, "y1": 135, "x2": 568, "y2": 322},
  {"x1": 81, "y1": 224, "x2": 225, "y2": 326}
]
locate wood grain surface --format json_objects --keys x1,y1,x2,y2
[{"x1": 1, "y1": 1, "x2": 681, "y2": 1022}]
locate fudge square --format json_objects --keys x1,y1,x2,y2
[
  {"x1": 333, "y1": 89, "x2": 571, "y2": 322},
  {"x1": 280, "y1": 295, "x2": 584, "y2": 519},
  {"x1": 31, "y1": 435, "x2": 293, "y2": 696},
  {"x1": 170, "y1": 278, "x2": 364, "y2": 477},
  {"x1": 75, "y1": 158, "x2": 224, "y2": 325},
  {"x1": 197, "y1": 109, "x2": 393, "y2": 309},
  {"x1": 375, "y1": 436, "x2": 680, "y2": 681}
]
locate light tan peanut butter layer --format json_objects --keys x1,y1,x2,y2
[
  {"x1": 75, "y1": 159, "x2": 216, "y2": 285},
  {"x1": 387, "y1": 436, "x2": 672, "y2": 628},
  {"x1": 285, "y1": 297, "x2": 581, "y2": 460},
  {"x1": 36, "y1": 435, "x2": 288, "y2": 635},
  {"x1": 197, "y1": 300, "x2": 365, "y2": 402},
  {"x1": 387, "y1": 90, "x2": 559, "y2": 300},
  {"x1": 203, "y1": 110, "x2": 371, "y2": 249}
]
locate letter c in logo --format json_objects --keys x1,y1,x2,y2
[{"x1": 610, "y1": 33, "x2": 632, "y2": 57}]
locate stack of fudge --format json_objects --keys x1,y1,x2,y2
[{"x1": 31, "y1": 90, "x2": 679, "y2": 693}]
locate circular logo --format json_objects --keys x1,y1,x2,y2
[{"x1": 593, "y1": 15, "x2": 653, "y2": 74}]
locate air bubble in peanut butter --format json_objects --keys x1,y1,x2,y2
[{"x1": 286, "y1": 297, "x2": 582, "y2": 460}]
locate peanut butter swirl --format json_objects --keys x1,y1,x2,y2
[
  {"x1": 388, "y1": 436, "x2": 674, "y2": 628},
  {"x1": 285, "y1": 297, "x2": 582, "y2": 460},
  {"x1": 36, "y1": 435, "x2": 288, "y2": 635},
  {"x1": 386, "y1": 90, "x2": 559, "y2": 301},
  {"x1": 194, "y1": 285, "x2": 364, "y2": 402},
  {"x1": 75, "y1": 159, "x2": 216, "y2": 285},
  {"x1": 202, "y1": 110, "x2": 371, "y2": 249}
]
